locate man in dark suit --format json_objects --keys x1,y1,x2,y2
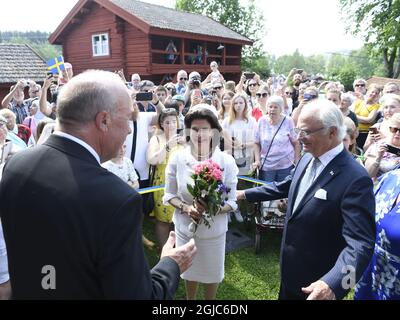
[
  {"x1": 238, "y1": 99, "x2": 375, "y2": 300},
  {"x1": 0, "y1": 70, "x2": 196, "y2": 299}
]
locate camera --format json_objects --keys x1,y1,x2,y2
[
  {"x1": 369, "y1": 127, "x2": 378, "y2": 135},
  {"x1": 189, "y1": 76, "x2": 201, "y2": 88},
  {"x1": 136, "y1": 92, "x2": 153, "y2": 101},
  {"x1": 243, "y1": 72, "x2": 255, "y2": 80},
  {"x1": 386, "y1": 144, "x2": 400, "y2": 156}
]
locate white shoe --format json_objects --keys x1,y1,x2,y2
[{"x1": 234, "y1": 209, "x2": 244, "y2": 223}]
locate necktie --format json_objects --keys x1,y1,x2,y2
[{"x1": 293, "y1": 158, "x2": 321, "y2": 212}]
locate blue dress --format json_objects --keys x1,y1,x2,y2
[{"x1": 355, "y1": 170, "x2": 400, "y2": 300}]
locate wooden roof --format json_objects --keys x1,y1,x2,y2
[
  {"x1": 367, "y1": 76, "x2": 400, "y2": 88},
  {"x1": 0, "y1": 44, "x2": 47, "y2": 84},
  {"x1": 49, "y1": 0, "x2": 253, "y2": 45}
]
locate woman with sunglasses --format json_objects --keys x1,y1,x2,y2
[
  {"x1": 364, "y1": 113, "x2": 400, "y2": 180},
  {"x1": 252, "y1": 86, "x2": 270, "y2": 121},
  {"x1": 245, "y1": 79, "x2": 260, "y2": 112},
  {"x1": 363, "y1": 94, "x2": 400, "y2": 152}
]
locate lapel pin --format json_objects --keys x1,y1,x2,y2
[{"x1": 330, "y1": 171, "x2": 334, "y2": 176}]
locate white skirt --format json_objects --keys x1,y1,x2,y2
[{"x1": 175, "y1": 227, "x2": 226, "y2": 284}]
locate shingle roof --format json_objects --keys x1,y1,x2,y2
[
  {"x1": 0, "y1": 44, "x2": 47, "y2": 84},
  {"x1": 110, "y1": 0, "x2": 252, "y2": 43}
]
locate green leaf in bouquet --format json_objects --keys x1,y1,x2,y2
[{"x1": 187, "y1": 184, "x2": 194, "y2": 196}]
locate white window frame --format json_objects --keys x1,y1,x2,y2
[{"x1": 92, "y1": 33, "x2": 109, "y2": 57}]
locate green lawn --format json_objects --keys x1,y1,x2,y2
[
  {"x1": 143, "y1": 215, "x2": 355, "y2": 300},
  {"x1": 143, "y1": 216, "x2": 282, "y2": 300}
]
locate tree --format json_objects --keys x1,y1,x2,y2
[
  {"x1": 272, "y1": 50, "x2": 307, "y2": 75},
  {"x1": 304, "y1": 55, "x2": 326, "y2": 75},
  {"x1": 175, "y1": 0, "x2": 265, "y2": 68},
  {"x1": 340, "y1": 0, "x2": 400, "y2": 78}
]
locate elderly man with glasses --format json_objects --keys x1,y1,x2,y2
[
  {"x1": 175, "y1": 70, "x2": 188, "y2": 95},
  {"x1": 238, "y1": 99, "x2": 375, "y2": 300}
]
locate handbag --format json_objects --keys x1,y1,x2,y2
[{"x1": 232, "y1": 137, "x2": 252, "y2": 175}]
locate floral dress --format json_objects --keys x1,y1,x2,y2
[{"x1": 355, "y1": 170, "x2": 400, "y2": 300}]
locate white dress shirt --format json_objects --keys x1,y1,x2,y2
[{"x1": 53, "y1": 131, "x2": 100, "y2": 164}]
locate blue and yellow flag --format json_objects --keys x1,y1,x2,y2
[{"x1": 47, "y1": 56, "x2": 65, "y2": 74}]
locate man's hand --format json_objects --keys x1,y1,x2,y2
[
  {"x1": 161, "y1": 231, "x2": 197, "y2": 273},
  {"x1": 302, "y1": 280, "x2": 336, "y2": 300},
  {"x1": 236, "y1": 190, "x2": 246, "y2": 201}
]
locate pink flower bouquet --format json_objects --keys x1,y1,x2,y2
[{"x1": 187, "y1": 159, "x2": 231, "y2": 233}]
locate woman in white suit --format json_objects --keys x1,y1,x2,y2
[{"x1": 163, "y1": 105, "x2": 238, "y2": 300}]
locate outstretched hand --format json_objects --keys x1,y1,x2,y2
[
  {"x1": 302, "y1": 280, "x2": 336, "y2": 300},
  {"x1": 161, "y1": 231, "x2": 197, "y2": 273}
]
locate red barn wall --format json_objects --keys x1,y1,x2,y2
[{"x1": 62, "y1": 2, "x2": 130, "y2": 75}]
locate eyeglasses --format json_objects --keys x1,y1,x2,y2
[
  {"x1": 355, "y1": 84, "x2": 365, "y2": 87},
  {"x1": 179, "y1": 77, "x2": 187, "y2": 81},
  {"x1": 256, "y1": 93, "x2": 268, "y2": 98},
  {"x1": 389, "y1": 127, "x2": 400, "y2": 134},
  {"x1": 294, "y1": 127, "x2": 325, "y2": 137}
]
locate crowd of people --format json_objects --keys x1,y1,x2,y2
[{"x1": 0, "y1": 60, "x2": 400, "y2": 300}]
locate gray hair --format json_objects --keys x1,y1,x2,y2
[
  {"x1": 266, "y1": 95, "x2": 284, "y2": 110},
  {"x1": 302, "y1": 99, "x2": 346, "y2": 141},
  {"x1": 380, "y1": 93, "x2": 400, "y2": 106},
  {"x1": 57, "y1": 70, "x2": 127, "y2": 125},
  {"x1": 353, "y1": 78, "x2": 367, "y2": 87},
  {"x1": 341, "y1": 92, "x2": 355, "y2": 104}
]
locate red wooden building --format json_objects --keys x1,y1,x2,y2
[{"x1": 49, "y1": 0, "x2": 253, "y2": 84}]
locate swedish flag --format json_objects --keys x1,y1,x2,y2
[{"x1": 47, "y1": 56, "x2": 65, "y2": 74}]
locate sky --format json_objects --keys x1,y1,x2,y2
[{"x1": 0, "y1": 0, "x2": 364, "y2": 57}]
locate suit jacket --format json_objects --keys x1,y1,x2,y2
[
  {"x1": 0, "y1": 135, "x2": 180, "y2": 299},
  {"x1": 246, "y1": 149, "x2": 376, "y2": 299}
]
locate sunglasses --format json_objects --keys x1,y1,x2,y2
[
  {"x1": 179, "y1": 77, "x2": 187, "y2": 81},
  {"x1": 389, "y1": 127, "x2": 400, "y2": 134},
  {"x1": 355, "y1": 84, "x2": 365, "y2": 87},
  {"x1": 285, "y1": 91, "x2": 292, "y2": 95},
  {"x1": 248, "y1": 83, "x2": 258, "y2": 87},
  {"x1": 256, "y1": 93, "x2": 268, "y2": 98}
]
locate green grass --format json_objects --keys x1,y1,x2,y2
[{"x1": 142, "y1": 215, "x2": 282, "y2": 300}]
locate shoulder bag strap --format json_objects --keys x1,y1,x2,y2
[{"x1": 260, "y1": 116, "x2": 286, "y2": 170}]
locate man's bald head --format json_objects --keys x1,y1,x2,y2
[{"x1": 57, "y1": 70, "x2": 131, "y2": 127}]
